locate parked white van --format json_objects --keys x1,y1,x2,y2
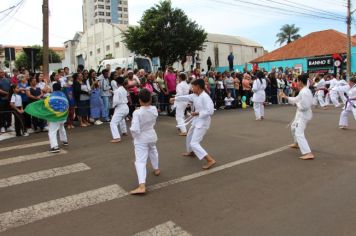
[{"x1": 98, "y1": 56, "x2": 153, "y2": 74}]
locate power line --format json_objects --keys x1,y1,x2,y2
[
  {"x1": 0, "y1": 0, "x2": 25, "y2": 23},
  {"x1": 206, "y1": 0, "x2": 345, "y2": 22},
  {"x1": 228, "y1": 0, "x2": 345, "y2": 21},
  {"x1": 0, "y1": 0, "x2": 23, "y2": 14},
  {"x1": 269, "y1": 0, "x2": 346, "y2": 19}
]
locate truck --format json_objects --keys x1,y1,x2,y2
[{"x1": 97, "y1": 56, "x2": 153, "y2": 74}]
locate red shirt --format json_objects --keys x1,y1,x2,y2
[{"x1": 11, "y1": 76, "x2": 18, "y2": 85}]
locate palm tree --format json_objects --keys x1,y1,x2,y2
[{"x1": 276, "y1": 24, "x2": 301, "y2": 46}]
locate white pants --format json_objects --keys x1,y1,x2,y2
[
  {"x1": 314, "y1": 90, "x2": 326, "y2": 107},
  {"x1": 110, "y1": 107, "x2": 128, "y2": 139},
  {"x1": 176, "y1": 102, "x2": 188, "y2": 133},
  {"x1": 339, "y1": 92, "x2": 347, "y2": 104},
  {"x1": 48, "y1": 121, "x2": 67, "y2": 149},
  {"x1": 291, "y1": 119, "x2": 311, "y2": 155},
  {"x1": 329, "y1": 91, "x2": 340, "y2": 107},
  {"x1": 339, "y1": 109, "x2": 352, "y2": 127},
  {"x1": 253, "y1": 102, "x2": 264, "y2": 119},
  {"x1": 134, "y1": 142, "x2": 159, "y2": 184},
  {"x1": 186, "y1": 126, "x2": 208, "y2": 160}
]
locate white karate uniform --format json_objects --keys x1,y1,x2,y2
[
  {"x1": 48, "y1": 121, "x2": 67, "y2": 149},
  {"x1": 314, "y1": 79, "x2": 327, "y2": 107},
  {"x1": 110, "y1": 86, "x2": 129, "y2": 139},
  {"x1": 339, "y1": 84, "x2": 356, "y2": 127},
  {"x1": 174, "y1": 81, "x2": 190, "y2": 133},
  {"x1": 130, "y1": 106, "x2": 159, "y2": 184},
  {"x1": 252, "y1": 78, "x2": 267, "y2": 119},
  {"x1": 325, "y1": 78, "x2": 338, "y2": 106},
  {"x1": 288, "y1": 87, "x2": 313, "y2": 155},
  {"x1": 175, "y1": 92, "x2": 214, "y2": 160},
  {"x1": 333, "y1": 80, "x2": 348, "y2": 104}
]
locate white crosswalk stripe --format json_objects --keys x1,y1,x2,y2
[
  {"x1": 0, "y1": 184, "x2": 128, "y2": 232},
  {"x1": 0, "y1": 150, "x2": 67, "y2": 167},
  {"x1": 0, "y1": 141, "x2": 49, "y2": 153},
  {"x1": 0, "y1": 163, "x2": 90, "y2": 188},
  {"x1": 133, "y1": 221, "x2": 192, "y2": 236}
]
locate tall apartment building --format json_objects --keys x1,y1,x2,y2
[{"x1": 82, "y1": 0, "x2": 129, "y2": 31}]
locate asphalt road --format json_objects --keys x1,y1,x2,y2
[{"x1": 0, "y1": 105, "x2": 355, "y2": 236}]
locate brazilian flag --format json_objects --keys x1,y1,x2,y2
[{"x1": 25, "y1": 91, "x2": 69, "y2": 122}]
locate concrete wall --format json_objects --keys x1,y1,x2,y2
[{"x1": 75, "y1": 23, "x2": 131, "y2": 70}]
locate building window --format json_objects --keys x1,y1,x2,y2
[
  {"x1": 98, "y1": 0, "x2": 103, "y2": 2},
  {"x1": 99, "y1": 18, "x2": 105, "y2": 22},
  {"x1": 123, "y1": 8, "x2": 127, "y2": 12},
  {"x1": 99, "y1": 11, "x2": 104, "y2": 16},
  {"x1": 97, "y1": 48, "x2": 101, "y2": 54},
  {"x1": 106, "y1": 5, "x2": 110, "y2": 10},
  {"x1": 254, "y1": 48, "x2": 257, "y2": 53},
  {"x1": 95, "y1": 19, "x2": 98, "y2": 23},
  {"x1": 98, "y1": 4, "x2": 104, "y2": 9},
  {"x1": 106, "y1": 12, "x2": 111, "y2": 16},
  {"x1": 115, "y1": 42, "x2": 120, "y2": 48},
  {"x1": 106, "y1": 45, "x2": 110, "y2": 51},
  {"x1": 90, "y1": 51, "x2": 93, "y2": 56},
  {"x1": 94, "y1": 12, "x2": 97, "y2": 17},
  {"x1": 106, "y1": 19, "x2": 111, "y2": 23},
  {"x1": 118, "y1": 7, "x2": 122, "y2": 11}
]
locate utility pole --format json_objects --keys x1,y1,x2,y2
[
  {"x1": 42, "y1": 0, "x2": 49, "y2": 80},
  {"x1": 347, "y1": 0, "x2": 351, "y2": 78}
]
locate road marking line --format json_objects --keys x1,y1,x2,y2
[
  {"x1": 0, "y1": 150, "x2": 68, "y2": 167},
  {"x1": 133, "y1": 221, "x2": 191, "y2": 236},
  {"x1": 0, "y1": 184, "x2": 128, "y2": 232},
  {"x1": 147, "y1": 146, "x2": 289, "y2": 192},
  {"x1": 0, "y1": 141, "x2": 49, "y2": 153},
  {"x1": 0, "y1": 163, "x2": 90, "y2": 189}
]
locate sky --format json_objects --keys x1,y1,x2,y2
[{"x1": 0, "y1": 0, "x2": 354, "y2": 52}]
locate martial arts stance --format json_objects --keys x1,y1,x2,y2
[
  {"x1": 174, "y1": 73, "x2": 191, "y2": 136},
  {"x1": 339, "y1": 77, "x2": 356, "y2": 129},
  {"x1": 110, "y1": 77, "x2": 129, "y2": 143},
  {"x1": 252, "y1": 71, "x2": 267, "y2": 121},
  {"x1": 331, "y1": 77, "x2": 348, "y2": 107},
  {"x1": 171, "y1": 79, "x2": 216, "y2": 170},
  {"x1": 313, "y1": 76, "x2": 327, "y2": 109},
  {"x1": 130, "y1": 89, "x2": 160, "y2": 195},
  {"x1": 280, "y1": 74, "x2": 315, "y2": 160}
]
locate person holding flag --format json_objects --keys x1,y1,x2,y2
[{"x1": 25, "y1": 82, "x2": 69, "y2": 153}]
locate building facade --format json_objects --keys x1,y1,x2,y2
[
  {"x1": 64, "y1": 23, "x2": 264, "y2": 72},
  {"x1": 82, "y1": 0, "x2": 129, "y2": 31},
  {"x1": 251, "y1": 29, "x2": 356, "y2": 74}
]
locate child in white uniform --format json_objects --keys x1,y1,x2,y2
[
  {"x1": 174, "y1": 73, "x2": 190, "y2": 136},
  {"x1": 110, "y1": 77, "x2": 129, "y2": 143},
  {"x1": 339, "y1": 77, "x2": 356, "y2": 129},
  {"x1": 281, "y1": 74, "x2": 315, "y2": 160},
  {"x1": 171, "y1": 79, "x2": 216, "y2": 170},
  {"x1": 130, "y1": 89, "x2": 160, "y2": 195},
  {"x1": 252, "y1": 71, "x2": 267, "y2": 120}
]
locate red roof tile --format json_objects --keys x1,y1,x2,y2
[{"x1": 251, "y1": 29, "x2": 356, "y2": 63}]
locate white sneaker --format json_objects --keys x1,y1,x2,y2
[
  {"x1": 27, "y1": 128, "x2": 34, "y2": 134},
  {"x1": 23, "y1": 132, "x2": 29, "y2": 137},
  {"x1": 0, "y1": 127, "x2": 5, "y2": 133},
  {"x1": 43, "y1": 126, "x2": 49, "y2": 132},
  {"x1": 94, "y1": 120, "x2": 103, "y2": 125},
  {"x1": 7, "y1": 127, "x2": 15, "y2": 132}
]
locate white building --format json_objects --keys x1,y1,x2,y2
[
  {"x1": 82, "y1": 0, "x2": 129, "y2": 31},
  {"x1": 64, "y1": 23, "x2": 264, "y2": 72}
]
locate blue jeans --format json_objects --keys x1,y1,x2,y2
[{"x1": 102, "y1": 96, "x2": 110, "y2": 120}]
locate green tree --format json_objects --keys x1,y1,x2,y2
[
  {"x1": 276, "y1": 24, "x2": 301, "y2": 46},
  {"x1": 15, "y1": 45, "x2": 61, "y2": 71},
  {"x1": 122, "y1": 0, "x2": 207, "y2": 68}
]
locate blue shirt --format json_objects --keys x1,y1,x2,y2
[{"x1": 0, "y1": 77, "x2": 11, "y2": 102}]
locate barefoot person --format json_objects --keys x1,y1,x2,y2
[
  {"x1": 110, "y1": 77, "x2": 129, "y2": 143},
  {"x1": 174, "y1": 73, "x2": 191, "y2": 136},
  {"x1": 171, "y1": 79, "x2": 216, "y2": 169},
  {"x1": 252, "y1": 71, "x2": 267, "y2": 120},
  {"x1": 130, "y1": 89, "x2": 160, "y2": 195},
  {"x1": 339, "y1": 76, "x2": 356, "y2": 129},
  {"x1": 280, "y1": 74, "x2": 315, "y2": 160}
]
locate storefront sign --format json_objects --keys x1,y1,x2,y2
[{"x1": 307, "y1": 57, "x2": 333, "y2": 69}]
